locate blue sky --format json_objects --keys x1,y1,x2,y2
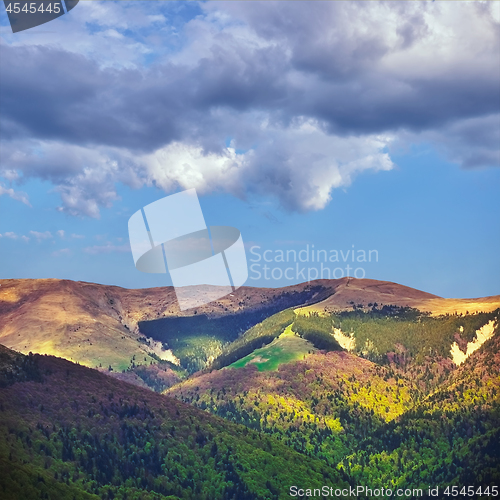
[{"x1": 1, "y1": 1, "x2": 499, "y2": 298}]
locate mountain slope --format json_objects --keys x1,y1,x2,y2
[
  {"x1": 209, "y1": 305, "x2": 499, "y2": 393},
  {"x1": 0, "y1": 345, "x2": 349, "y2": 500},
  {"x1": 167, "y1": 347, "x2": 420, "y2": 466},
  {"x1": 167, "y1": 312, "x2": 500, "y2": 489},
  {"x1": 1, "y1": 277, "x2": 498, "y2": 381},
  {"x1": 0, "y1": 279, "x2": 333, "y2": 374},
  {"x1": 342, "y1": 320, "x2": 500, "y2": 489},
  {"x1": 298, "y1": 278, "x2": 500, "y2": 316}
]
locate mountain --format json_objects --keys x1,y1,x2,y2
[
  {"x1": 2, "y1": 277, "x2": 498, "y2": 381},
  {"x1": 2, "y1": 277, "x2": 499, "y2": 497},
  {"x1": 207, "y1": 304, "x2": 498, "y2": 392},
  {"x1": 297, "y1": 278, "x2": 500, "y2": 316},
  {"x1": 0, "y1": 345, "x2": 349, "y2": 500},
  {"x1": 342, "y1": 321, "x2": 500, "y2": 489},
  {"x1": 0, "y1": 278, "x2": 333, "y2": 378},
  {"x1": 167, "y1": 307, "x2": 500, "y2": 490},
  {"x1": 167, "y1": 346, "x2": 420, "y2": 466}
]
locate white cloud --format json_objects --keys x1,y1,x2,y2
[
  {"x1": 143, "y1": 121, "x2": 395, "y2": 211},
  {"x1": 142, "y1": 141, "x2": 247, "y2": 195},
  {"x1": 1, "y1": 121, "x2": 394, "y2": 215},
  {"x1": 29, "y1": 230, "x2": 53, "y2": 241},
  {"x1": 0, "y1": 184, "x2": 31, "y2": 206},
  {"x1": 1, "y1": 140, "x2": 141, "y2": 218},
  {"x1": 0, "y1": 232, "x2": 29, "y2": 242},
  {"x1": 0, "y1": 170, "x2": 19, "y2": 182},
  {"x1": 57, "y1": 230, "x2": 65, "y2": 238},
  {"x1": 0, "y1": 232, "x2": 17, "y2": 239},
  {"x1": 0, "y1": 1, "x2": 497, "y2": 218},
  {"x1": 71, "y1": 233, "x2": 85, "y2": 239}
]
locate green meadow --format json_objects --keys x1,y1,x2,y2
[{"x1": 230, "y1": 325, "x2": 315, "y2": 371}]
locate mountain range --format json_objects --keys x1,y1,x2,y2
[{"x1": 1, "y1": 277, "x2": 499, "y2": 499}]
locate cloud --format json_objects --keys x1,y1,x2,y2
[
  {"x1": 0, "y1": 140, "x2": 140, "y2": 218},
  {"x1": 0, "y1": 232, "x2": 29, "y2": 242},
  {"x1": 0, "y1": 232, "x2": 17, "y2": 239},
  {"x1": 29, "y1": 230, "x2": 53, "y2": 241},
  {"x1": 398, "y1": 114, "x2": 500, "y2": 169},
  {"x1": 0, "y1": 184, "x2": 31, "y2": 206},
  {"x1": 0, "y1": 1, "x2": 498, "y2": 216},
  {"x1": 1, "y1": 125, "x2": 394, "y2": 213},
  {"x1": 83, "y1": 243, "x2": 130, "y2": 255},
  {"x1": 57, "y1": 230, "x2": 65, "y2": 238},
  {"x1": 142, "y1": 122, "x2": 394, "y2": 211},
  {"x1": 0, "y1": 169, "x2": 19, "y2": 182},
  {"x1": 71, "y1": 233, "x2": 85, "y2": 239}
]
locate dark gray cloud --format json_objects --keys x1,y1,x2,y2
[
  {"x1": 0, "y1": 0, "x2": 498, "y2": 216},
  {"x1": 407, "y1": 114, "x2": 500, "y2": 169}
]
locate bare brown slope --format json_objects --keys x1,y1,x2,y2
[
  {"x1": 0, "y1": 278, "x2": 333, "y2": 370},
  {"x1": 297, "y1": 278, "x2": 500, "y2": 316}
]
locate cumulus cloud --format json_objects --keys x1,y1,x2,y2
[
  {"x1": 0, "y1": 1, "x2": 498, "y2": 216},
  {"x1": 0, "y1": 232, "x2": 17, "y2": 239},
  {"x1": 141, "y1": 122, "x2": 394, "y2": 210},
  {"x1": 1, "y1": 140, "x2": 141, "y2": 217},
  {"x1": 0, "y1": 169, "x2": 19, "y2": 182},
  {"x1": 398, "y1": 114, "x2": 500, "y2": 169}
]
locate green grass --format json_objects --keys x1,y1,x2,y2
[
  {"x1": 211, "y1": 309, "x2": 296, "y2": 370},
  {"x1": 230, "y1": 326, "x2": 315, "y2": 371}
]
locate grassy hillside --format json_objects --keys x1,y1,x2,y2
[
  {"x1": 2, "y1": 277, "x2": 497, "y2": 384},
  {"x1": 211, "y1": 305, "x2": 497, "y2": 388},
  {"x1": 0, "y1": 279, "x2": 334, "y2": 377},
  {"x1": 210, "y1": 309, "x2": 296, "y2": 370},
  {"x1": 298, "y1": 278, "x2": 500, "y2": 316},
  {"x1": 0, "y1": 346, "x2": 349, "y2": 500},
  {"x1": 230, "y1": 325, "x2": 316, "y2": 372},
  {"x1": 2, "y1": 282, "x2": 499, "y2": 496}
]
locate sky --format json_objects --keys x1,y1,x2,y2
[{"x1": 0, "y1": 0, "x2": 499, "y2": 299}]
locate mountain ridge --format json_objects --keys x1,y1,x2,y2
[{"x1": 1, "y1": 277, "x2": 498, "y2": 377}]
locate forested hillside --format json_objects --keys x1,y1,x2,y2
[
  {"x1": 167, "y1": 307, "x2": 500, "y2": 493},
  {"x1": 2, "y1": 280, "x2": 499, "y2": 498},
  {"x1": 0, "y1": 347, "x2": 349, "y2": 500}
]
